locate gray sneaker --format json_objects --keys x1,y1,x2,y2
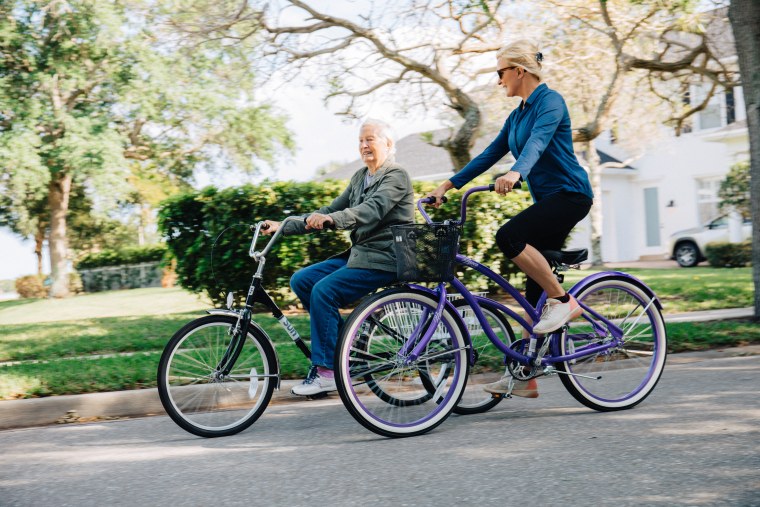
[
  {"x1": 483, "y1": 377, "x2": 539, "y2": 398},
  {"x1": 291, "y1": 369, "x2": 337, "y2": 396}
]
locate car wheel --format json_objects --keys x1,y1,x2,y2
[{"x1": 675, "y1": 242, "x2": 700, "y2": 267}]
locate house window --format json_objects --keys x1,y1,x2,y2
[
  {"x1": 726, "y1": 87, "x2": 735, "y2": 125},
  {"x1": 695, "y1": 83, "x2": 722, "y2": 130},
  {"x1": 696, "y1": 177, "x2": 722, "y2": 224}
]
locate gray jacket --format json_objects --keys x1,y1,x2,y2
[{"x1": 283, "y1": 158, "x2": 414, "y2": 272}]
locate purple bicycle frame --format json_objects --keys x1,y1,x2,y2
[{"x1": 410, "y1": 185, "x2": 646, "y2": 367}]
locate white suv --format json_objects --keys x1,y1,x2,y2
[{"x1": 669, "y1": 215, "x2": 752, "y2": 267}]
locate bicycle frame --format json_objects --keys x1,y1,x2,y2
[
  {"x1": 209, "y1": 216, "x2": 314, "y2": 381},
  {"x1": 405, "y1": 185, "x2": 657, "y2": 369}
]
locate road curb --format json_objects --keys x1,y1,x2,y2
[
  {"x1": 0, "y1": 380, "x2": 305, "y2": 430},
  {"x1": 3, "y1": 346, "x2": 760, "y2": 431}
]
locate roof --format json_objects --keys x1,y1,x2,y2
[
  {"x1": 317, "y1": 128, "x2": 633, "y2": 181},
  {"x1": 316, "y1": 128, "x2": 513, "y2": 182}
]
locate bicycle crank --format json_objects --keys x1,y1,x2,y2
[{"x1": 542, "y1": 365, "x2": 602, "y2": 380}]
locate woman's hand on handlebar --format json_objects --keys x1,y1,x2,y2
[
  {"x1": 305, "y1": 213, "x2": 334, "y2": 230},
  {"x1": 261, "y1": 220, "x2": 280, "y2": 235},
  {"x1": 493, "y1": 171, "x2": 521, "y2": 195},
  {"x1": 424, "y1": 180, "x2": 454, "y2": 208}
]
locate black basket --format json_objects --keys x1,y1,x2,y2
[{"x1": 391, "y1": 222, "x2": 462, "y2": 282}]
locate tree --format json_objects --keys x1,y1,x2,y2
[
  {"x1": 718, "y1": 161, "x2": 750, "y2": 219},
  {"x1": 0, "y1": 0, "x2": 293, "y2": 297},
  {"x1": 728, "y1": 0, "x2": 760, "y2": 319},
  {"x1": 176, "y1": 0, "x2": 527, "y2": 171}
]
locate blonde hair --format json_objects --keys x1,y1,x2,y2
[{"x1": 496, "y1": 40, "x2": 544, "y2": 81}]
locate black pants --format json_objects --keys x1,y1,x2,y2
[{"x1": 495, "y1": 191, "x2": 592, "y2": 307}]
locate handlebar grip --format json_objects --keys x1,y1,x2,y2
[
  {"x1": 420, "y1": 196, "x2": 448, "y2": 204},
  {"x1": 304, "y1": 216, "x2": 336, "y2": 230},
  {"x1": 488, "y1": 180, "x2": 522, "y2": 191}
]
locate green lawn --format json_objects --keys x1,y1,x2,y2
[
  {"x1": 562, "y1": 266, "x2": 754, "y2": 313},
  {"x1": 0, "y1": 266, "x2": 757, "y2": 400},
  {"x1": 0, "y1": 287, "x2": 213, "y2": 325}
]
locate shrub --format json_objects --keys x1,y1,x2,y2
[
  {"x1": 15, "y1": 275, "x2": 47, "y2": 299},
  {"x1": 158, "y1": 177, "x2": 532, "y2": 306},
  {"x1": 75, "y1": 244, "x2": 168, "y2": 270},
  {"x1": 704, "y1": 241, "x2": 752, "y2": 268}
]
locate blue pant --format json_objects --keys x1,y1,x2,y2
[{"x1": 290, "y1": 257, "x2": 397, "y2": 369}]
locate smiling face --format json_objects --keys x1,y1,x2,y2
[
  {"x1": 359, "y1": 124, "x2": 393, "y2": 171},
  {"x1": 496, "y1": 57, "x2": 520, "y2": 97}
]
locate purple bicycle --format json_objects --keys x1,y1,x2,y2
[{"x1": 334, "y1": 185, "x2": 668, "y2": 438}]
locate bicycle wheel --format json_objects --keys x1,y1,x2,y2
[
  {"x1": 556, "y1": 276, "x2": 667, "y2": 411},
  {"x1": 335, "y1": 287, "x2": 469, "y2": 438},
  {"x1": 451, "y1": 298, "x2": 515, "y2": 415},
  {"x1": 158, "y1": 315, "x2": 278, "y2": 437}
]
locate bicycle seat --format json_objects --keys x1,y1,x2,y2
[{"x1": 541, "y1": 249, "x2": 588, "y2": 265}]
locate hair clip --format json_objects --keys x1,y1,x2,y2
[{"x1": 535, "y1": 52, "x2": 543, "y2": 63}]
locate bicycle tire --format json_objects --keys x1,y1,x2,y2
[
  {"x1": 555, "y1": 275, "x2": 667, "y2": 411},
  {"x1": 157, "y1": 315, "x2": 278, "y2": 437},
  {"x1": 335, "y1": 287, "x2": 469, "y2": 438},
  {"x1": 451, "y1": 298, "x2": 515, "y2": 415}
]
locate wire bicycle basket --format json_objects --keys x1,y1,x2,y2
[{"x1": 391, "y1": 222, "x2": 462, "y2": 282}]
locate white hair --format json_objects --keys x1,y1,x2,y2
[{"x1": 361, "y1": 118, "x2": 396, "y2": 155}]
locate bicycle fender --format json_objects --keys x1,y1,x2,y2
[
  {"x1": 206, "y1": 309, "x2": 281, "y2": 389},
  {"x1": 565, "y1": 271, "x2": 664, "y2": 311}
]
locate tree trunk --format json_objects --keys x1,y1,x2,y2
[
  {"x1": 729, "y1": 0, "x2": 760, "y2": 320},
  {"x1": 48, "y1": 171, "x2": 72, "y2": 298},
  {"x1": 34, "y1": 222, "x2": 45, "y2": 276},
  {"x1": 584, "y1": 140, "x2": 604, "y2": 266},
  {"x1": 442, "y1": 103, "x2": 481, "y2": 171}
]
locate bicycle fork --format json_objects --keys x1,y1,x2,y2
[{"x1": 399, "y1": 289, "x2": 469, "y2": 366}]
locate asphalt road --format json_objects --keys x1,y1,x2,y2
[{"x1": 1, "y1": 354, "x2": 759, "y2": 507}]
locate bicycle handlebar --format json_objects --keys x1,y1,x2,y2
[
  {"x1": 250, "y1": 214, "x2": 336, "y2": 261},
  {"x1": 417, "y1": 180, "x2": 522, "y2": 224}
]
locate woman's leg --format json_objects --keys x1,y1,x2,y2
[
  {"x1": 484, "y1": 193, "x2": 590, "y2": 396},
  {"x1": 308, "y1": 266, "x2": 397, "y2": 370},
  {"x1": 290, "y1": 257, "x2": 348, "y2": 313},
  {"x1": 496, "y1": 192, "x2": 591, "y2": 333},
  {"x1": 291, "y1": 265, "x2": 396, "y2": 396}
]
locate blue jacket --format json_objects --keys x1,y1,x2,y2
[{"x1": 450, "y1": 83, "x2": 593, "y2": 202}]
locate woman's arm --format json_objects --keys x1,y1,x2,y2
[{"x1": 448, "y1": 119, "x2": 512, "y2": 189}]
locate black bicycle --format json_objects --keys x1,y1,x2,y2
[{"x1": 157, "y1": 216, "x2": 319, "y2": 437}]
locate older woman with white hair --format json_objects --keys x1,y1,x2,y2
[
  {"x1": 427, "y1": 40, "x2": 594, "y2": 398},
  {"x1": 263, "y1": 118, "x2": 414, "y2": 397}
]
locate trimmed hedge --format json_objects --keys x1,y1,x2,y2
[
  {"x1": 704, "y1": 241, "x2": 752, "y2": 268},
  {"x1": 158, "y1": 177, "x2": 533, "y2": 306},
  {"x1": 15, "y1": 275, "x2": 47, "y2": 299},
  {"x1": 76, "y1": 245, "x2": 168, "y2": 270}
]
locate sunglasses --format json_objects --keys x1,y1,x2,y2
[{"x1": 497, "y1": 66, "x2": 517, "y2": 79}]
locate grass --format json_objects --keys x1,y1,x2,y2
[
  {"x1": 562, "y1": 266, "x2": 754, "y2": 313},
  {"x1": 0, "y1": 308, "x2": 315, "y2": 399},
  {"x1": 0, "y1": 266, "x2": 757, "y2": 400},
  {"x1": 0, "y1": 287, "x2": 213, "y2": 325}
]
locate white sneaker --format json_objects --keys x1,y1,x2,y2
[
  {"x1": 532, "y1": 295, "x2": 582, "y2": 334},
  {"x1": 291, "y1": 371, "x2": 336, "y2": 396},
  {"x1": 483, "y1": 377, "x2": 539, "y2": 398}
]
